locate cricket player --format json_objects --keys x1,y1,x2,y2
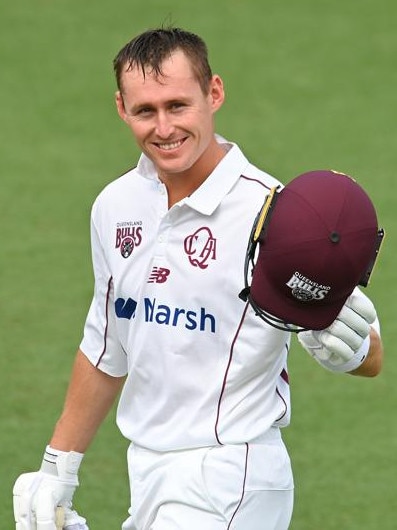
[{"x1": 13, "y1": 27, "x2": 383, "y2": 530}]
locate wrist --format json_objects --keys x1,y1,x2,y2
[
  {"x1": 320, "y1": 334, "x2": 371, "y2": 373},
  {"x1": 41, "y1": 445, "x2": 84, "y2": 477}
]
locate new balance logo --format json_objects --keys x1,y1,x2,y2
[{"x1": 148, "y1": 267, "x2": 171, "y2": 283}]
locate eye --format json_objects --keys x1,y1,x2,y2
[
  {"x1": 131, "y1": 106, "x2": 155, "y2": 118},
  {"x1": 169, "y1": 102, "x2": 186, "y2": 112},
  {"x1": 137, "y1": 107, "x2": 153, "y2": 116}
]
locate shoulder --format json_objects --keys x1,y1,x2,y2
[
  {"x1": 95, "y1": 166, "x2": 138, "y2": 198},
  {"x1": 92, "y1": 151, "x2": 160, "y2": 212},
  {"x1": 91, "y1": 165, "x2": 152, "y2": 215},
  {"x1": 219, "y1": 138, "x2": 284, "y2": 192}
]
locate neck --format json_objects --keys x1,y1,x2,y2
[{"x1": 160, "y1": 139, "x2": 226, "y2": 208}]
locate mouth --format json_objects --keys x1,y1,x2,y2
[{"x1": 154, "y1": 138, "x2": 186, "y2": 151}]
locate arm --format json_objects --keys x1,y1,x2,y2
[
  {"x1": 13, "y1": 350, "x2": 125, "y2": 529},
  {"x1": 50, "y1": 348, "x2": 126, "y2": 453},
  {"x1": 14, "y1": 200, "x2": 128, "y2": 527}
]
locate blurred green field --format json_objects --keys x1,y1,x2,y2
[{"x1": 1, "y1": 0, "x2": 396, "y2": 528}]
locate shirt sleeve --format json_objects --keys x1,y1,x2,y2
[{"x1": 79, "y1": 205, "x2": 128, "y2": 377}]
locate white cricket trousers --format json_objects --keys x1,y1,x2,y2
[{"x1": 122, "y1": 429, "x2": 294, "y2": 530}]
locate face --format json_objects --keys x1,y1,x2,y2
[{"x1": 115, "y1": 50, "x2": 225, "y2": 181}]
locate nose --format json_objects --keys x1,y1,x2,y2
[{"x1": 154, "y1": 110, "x2": 175, "y2": 138}]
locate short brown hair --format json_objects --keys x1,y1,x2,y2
[{"x1": 113, "y1": 27, "x2": 213, "y2": 94}]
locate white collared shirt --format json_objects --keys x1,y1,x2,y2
[{"x1": 80, "y1": 138, "x2": 291, "y2": 450}]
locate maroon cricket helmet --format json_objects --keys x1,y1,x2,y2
[{"x1": 244, "y1": 170, "x2": 383, "y2": 331}]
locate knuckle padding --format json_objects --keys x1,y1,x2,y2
[
  {"x1": 346, "y1": 292, "x2": 376, "y2": 324},
  {"x1": 323, "y1": 319, "x2": 363, "y2": 350},
  {"x1": 320, "y1": 332, "x2": 354, "y2": 360},
  {"x1": 298, "y1": 331, "x2": 320, "y2": 349},
  {"x1": 334, "y1": 306, "x2": 371, "y2": 339}
]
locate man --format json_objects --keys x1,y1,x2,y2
[{"x1": 13, "y1": 27, "x2": 383, "y2": 530}]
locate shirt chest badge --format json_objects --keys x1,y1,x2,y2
[
  {"x1": 115, "y1": 222, "x2": 143, "y2": 258},
  {"x1": 184, "y1": 226, "x2": 217, "y2": 269}
]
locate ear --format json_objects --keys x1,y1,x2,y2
[
  {"x1": 209, "y1": 75, "x2": 225, "y2": 112},
  {"x1": 115, "y1": 91, "x2": 128, "y2": 122}
]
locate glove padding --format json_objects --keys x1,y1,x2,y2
[
  {"x1": 13, "y1": 446, "x2": 88, "y2": 530},
  {"x1": 298, "y1": 289, "x2": 376, "y2": 372}
]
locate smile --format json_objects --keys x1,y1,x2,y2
[{"x1": 156, "y1": 139, "x2": 185, "y2": 151}]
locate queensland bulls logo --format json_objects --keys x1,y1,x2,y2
[
  {"x1": 184, "y1": 227, "x2": 217, "y2": 269},
  {"x1": 115, "y1": 222, "x2": 142, "y2": 258}
]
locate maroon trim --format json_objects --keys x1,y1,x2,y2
[
  {"x1": 227, "y1": 443, "x2": 249, "y2": 529},
  {"x1": 275, "y1": 387, "x2": 288, "y2": 422},
  {"x1": 280, "y1": 368, "x2": 289, "y2": 384},
  {"x1": 215, "y1": 303, "x2": 250, "y2": 445},
  {"x1": 276, "y1": 346, "x2": 290, "y2": 422},
  {"x1": 95, "y1": 276, "x2": 113, "y2": 368},
  {"x1": 240, "y1": 175, "x2": 273, "y2": 190}
]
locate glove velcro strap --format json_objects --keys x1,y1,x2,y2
[
  {"x1": 319, "y1": 335, "x2": 370, "y2": 373},
  {"x1": 41, "y1": 446, "x2": 84, "y2": 478}
]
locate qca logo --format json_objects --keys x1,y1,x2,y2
[
  {"x1": 115, "y1": 223, "x2": 142, "y2": 259},
  {"x1": 184, "y1": 226, "x2": 217, "y2": 269}
]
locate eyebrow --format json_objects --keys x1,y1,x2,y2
[{"x1": 127, "y1": 97, "x2": 192, "y2": 114}]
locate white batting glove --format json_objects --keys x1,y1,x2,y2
[
  {"x1": 298, "y1": 289, "x2": 377, "y2": 373},
  {"x1": 13, "y1": 446, "x2": 89, "y2": 530}
]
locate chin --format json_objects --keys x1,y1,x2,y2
[{"x1": 158, "y1": 160, "x2": 194, "y2": 176}]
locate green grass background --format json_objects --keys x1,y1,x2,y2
[{"x1": 1, "y1": 0, "x2": 396, "y2": 528}]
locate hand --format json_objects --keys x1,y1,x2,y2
[
  {"x1": 13, "y1": 446, "x2": 88, "y2": 530},
  {"x1": 298, "y1": 289, "x2": 377, "y2": 372}
]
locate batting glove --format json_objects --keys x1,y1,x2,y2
[
  {"x1": 13, "y1": 446, "x2": 89, "y2": 530},
  {"x1": 298, "y1": 289, "x2": 377, "y2": 373}
]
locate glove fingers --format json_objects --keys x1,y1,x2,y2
[
  {"x1": 346, "y1": 290, "x2": 376, "y2": 325},
  {"x1": 320, "y1": 320, "x2": 370, "y2": 351},
  {"x1": 14, "y1": 472, "x2": 42, "y2": 530},
  {"x1": 298, "y1": 289, "x2": 376, "y2": 371},
  {"x1": 64, "y1": 506, "x2": 89, "y2": 530},
  {"x1": 319, "y1": 331, "x2": 354, "y2": 362},
  {"x1": 35, "y1": 485, "x2": 58, "y2": 530},
  {"x1": 14, "y1": 494, "x2": 34, "y2": 530},
  {"x1": 336, "y1": 305, "x2": 371, "y2": 338},
  {"x1": 298, "y1": 330, "x2": 321, "y2": 350}
]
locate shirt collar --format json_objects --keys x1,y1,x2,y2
[
  {"x1": 136, "y1": 136, "x2": 250, "y2": 215},
  {"x1": 184, "y1": 141, "x2": 250, "y2": 215}
]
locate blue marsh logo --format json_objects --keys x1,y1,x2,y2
[{"x1": 115, "y1": 297, "x2": 216, "y2": 333}]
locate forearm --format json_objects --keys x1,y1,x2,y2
[
  {"x1": 349, "y1": 326, "x2": 383, "y2": 377},
  {"x1": 50, "y1": 349, "x2": 125, "y2": 453}
]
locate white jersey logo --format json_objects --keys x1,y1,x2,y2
[
  {"x1": 115, "y1": 296, "x2": 216, "y2": 332},
  {"x1": 148, "y1": 267, "x2": 171, "y2": 283},
  {"x1": 115, "y1": 222, "x2": 143, "y2": 258},
  {"x1": 184, "y1": 226, "x2": 217, "y2": 269}
]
